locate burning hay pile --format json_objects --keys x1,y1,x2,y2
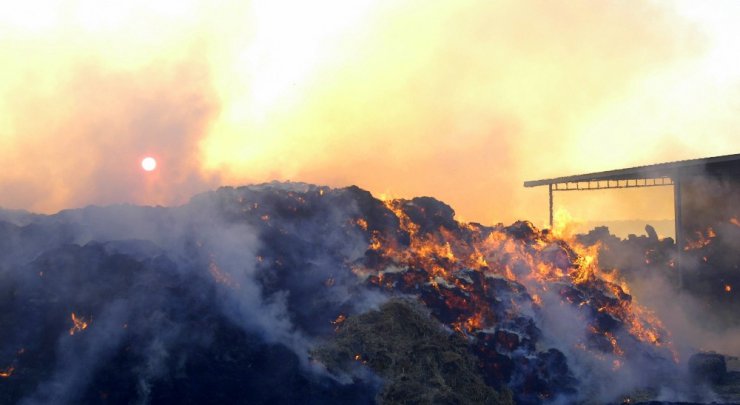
[
  {"x1": 316, "y1": 298, "x2": 513, "y2": 404},
  {"x1": 577, "y1": 220, "x2": 740, "y2": 327},
  {"x1": 342, "y1": 191, "x2": 679, "y2": 403},
  {"x1": 0, "y1": 182, "x2": 733, "y2": 404}
]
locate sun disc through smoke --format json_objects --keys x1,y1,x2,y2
[{"x1": 141, "y1": 157, "x2": 157, "y2": 172}]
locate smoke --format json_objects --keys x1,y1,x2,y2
[
  {"x1": 489, "y1": 232, "x2": 678, "y2": 403},
  {"x1": 0, "y1": 54, "x2": 220, "y2": 211},
  {"x1": 579, "y1": 254, "x2": 740, "y2": 403},
  {"x1": 20, "y1": 302, "x2": 129, "y2": 405},
  {"x1": 569, "y1": 171, "x2": 740, "y2": 402},
  {"x1": 0, "y1": 183, "x2": 388, "y2": 404},
  {"x1": 630, "y1": 272, "x2": 740, "y2": 357},
  {"x1": 1, "y1": 0, "x2": 725, "y2": 226},
  {"x1": 3, "y1": 180, "x2": 739, "y2": 403},
  {"x1": 235, "y1": 0, "x2": 706, "y2": 225}
]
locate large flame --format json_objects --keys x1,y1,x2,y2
[{"x1": 360, "y1": 200, "x2": 674, "y2": 362}]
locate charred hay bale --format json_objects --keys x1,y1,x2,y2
[
  {"x1": 689, "y1": 352, "x2": 726, "y2": 384},
  {"x1": 504, "y1": 221, "x2": 539, "y2": 242},
  {"x1": 315, "y1": 299, "x2": 513, "y2": 405},
  {"x1": 402, "y1": 197, "x2": 458, "y2": 234}
]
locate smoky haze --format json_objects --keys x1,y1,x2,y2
[
  {"x1": 0, "y1": 184, "x2": 389, "y2": 404},
  {"x1": 2, "y1": 1, "x2": 737, "y2": 226},
  {"x1": 0, "y1": 56, "x2": 220, "y2": 211}
]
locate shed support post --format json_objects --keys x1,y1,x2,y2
[
  {"x1": 549, "y1": 184, "x2": 554, "y2": 229},
  {"x1": 673, "y1": 179, "x2": 683, "y2": 289}
]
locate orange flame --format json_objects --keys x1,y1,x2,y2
[
  {"x1": 208, "y1": 259, "x2": 240, "y2": 289},
  {"x1": 69, "y1": 313, "x2": 89, "y2": 336},
  {"x1": 362, "y1": 198, "x2": 674, "y2": 361},
  {"x1": 331, "y1": 314, "x2": 346, "y2": 331},
  {"x1": 684, "y1": 227, "x2": 716, "y2": 251},
  {"x1": 0, "y1": 366, "x2": 13, "y2": 378},
  {"x1": 605, "y1": 332, "x2": 624, "y2": 356}
]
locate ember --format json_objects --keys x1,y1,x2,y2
[
  {"x1": 208, "y1": 259, "x2": 240, "y2": 288},
  {"x1": 331, "y1": 314, "x2": 346, "y2": 331},
  {"x1": 69, "y1": 313, "x2": 89, "y2": 336},
  {"x1": 0, "y1": 366, "x2": 13, "y2": 378},
  {"x1": 684, "y1": 227, "x2": 716, "y2": 251}
]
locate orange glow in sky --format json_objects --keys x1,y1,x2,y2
[{"x1": 1, "y1": 1, "x2": 739, "y2": 227}]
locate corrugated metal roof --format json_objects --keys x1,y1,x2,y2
[{"x1": 524, "y1": 153, "x2": 740, "y2": 188}]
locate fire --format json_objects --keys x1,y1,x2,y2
[
  {"x1": 331, "y1": 314, "x2": 346, "y2": 330},
  {"x1": 0, "y1": 366, "x2": 13, "y2": 378},
  {"x1": 69, "y1": 313, "x2": 89, "y2": 336},
  {"x1": 731, "y1": 217, "x2": 740, "y2": 227},
  {"x1": 352, "y1": 353, "x2": 368, "y2": 364},
  {"x1": 726, "y1": 284, "x2": 732, "y2": 293},
  {"x1": 605, "y1": 332, "x2": 624, "y2": 356},
  {"x1": 356, "y1": 194, "x2": 677, "y2": 388},
  {"x1": 453, "y1": 312, "x2": 485, "y2": 333},
  {"x1": 369, "y1": 231, "x2": 382, "y2": 250},
  {"x1": 571, "y1": 244, "x2": 600, "y2": 285},
  {"x1": 684, "y1": 227, "x2": 716, "y2": 251},
  {"x1": 363, "y1": 200, "x2": 476, "y2": 282},
  {"x1": 552, "y1": 207, "x2": 581, "y2": 239},
  {"x1": 208, "y1": 258, "x2": 240, "y2": 289},
  {"x1": 383, "y1": 200, "x2": 420, "y2": 236},
  {"x1": 469, "y1": 250, "x2": 488, "y2": 268}
]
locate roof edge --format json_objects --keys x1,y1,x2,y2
[{"x1": 524, "y1": 152, "x2": 740, "y2": 188}]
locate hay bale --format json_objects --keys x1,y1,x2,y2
[
  {"x1": 689, "y1": 352, "x2": 727, "y2": 384},
  {"x1": 315, "y1": 299, "x2": 513, "y2": 405}
]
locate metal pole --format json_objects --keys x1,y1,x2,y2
[
  {"x1": 549, "y1": 184, "x2": 554, "y2": 229},
  {"x1": 673, "y1": 179, "x2": 683, "y2": 289}
]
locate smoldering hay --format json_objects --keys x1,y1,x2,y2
[{"x1": 0, "y1": 182, "x2": 733, "y2": 404}]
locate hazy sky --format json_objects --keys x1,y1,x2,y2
[{"x1": 1, "y1": 0, "x2": 739, "y2": 226}]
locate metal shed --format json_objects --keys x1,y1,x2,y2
[{"x1": 524, "y1": 152, "x2": 740, "y2": 286}]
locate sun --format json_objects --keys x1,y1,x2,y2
[{"x1": 141, "y1": 157, "x2": 157, "y2": 172}]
